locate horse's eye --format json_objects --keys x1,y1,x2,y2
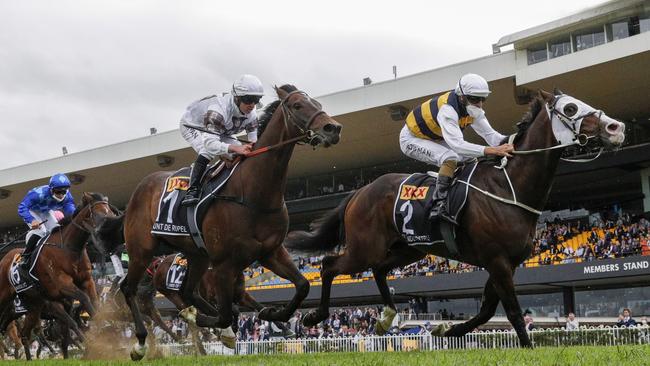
[
  {"x1": 563, "y1": 103, "x2": 578, "y2": 117},
  {"x1": 292, "y1": 103, "x2": 302, "y2": 110}
]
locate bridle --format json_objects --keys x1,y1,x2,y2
[
  {"x1": 511, "y1": 94, "x2": 604, "y2": 162},
  {"x1": 279, "y1": 89, "x2": 327, "y2": 146}
]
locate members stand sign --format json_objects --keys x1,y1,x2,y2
[{"x1": 583, "y1": 259, "x2": 650, "y2": 274}]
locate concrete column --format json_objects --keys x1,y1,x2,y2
[
  {"x1": 563, "y1": 287, "x2": 575, "y2": 315},
  {"x1": 642, "y1": 168, "x2": 650, "y2": 213}
]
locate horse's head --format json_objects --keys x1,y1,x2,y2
[
  {"x1": 275, "y1": 85, "x2": 342, "y2": 147},
  {"x1": 77, "y1": 192, "x2": 119, "y2": 256},
  {"x1": 539, "y1": 89, "x2": 625, "y2": 149}
]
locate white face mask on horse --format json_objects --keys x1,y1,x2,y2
[{"x1": 547, "y1": 95, "x2": 625, "y2": 146}]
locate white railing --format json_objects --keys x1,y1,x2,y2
[{"x1": 158, "y1": 325, "x2": 650, "y2": 356}]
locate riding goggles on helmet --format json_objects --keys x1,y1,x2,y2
[
  {"x1": 52, "y1": 188, "x2": 68, "y2": 195},
  {"x1": 240, "y1": 95, "x2": 262, "y2": 105}
]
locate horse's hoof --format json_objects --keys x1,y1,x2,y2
[
  {"x1": 431, "y1": 323, "x2": 449, "y2": 337},
  {"x1": 302, "y1": 311, "x2": 322, "y2": 327},
  {"x1": 258, "y1": 306, "x2": 278, "y2": 320},
  {"x1": 376, "y1": 307, "x2": 397, "y2": 335},
  {"x1": 219, "y1": 327, "x2": 236, "y2": 349},
  {"x1": 130, "y1": 343, "x2": 147, "y2": 361},
  {"x1": 179, "y1": 306, "x2": 197, "y2": 325}
]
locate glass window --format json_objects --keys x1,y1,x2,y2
[
  {"x1": 575, "y1": 286, "x2": 650, "y2": 317},
  {"x1": 495, "y1": 292, "x2": 564, "y2": 317},
  {"x1": 527, "y1": 44, "x2": 548, "y2": 65},
  {"x1": 609, "y1": 21, "x2": 630, "y2": 41},
  {"x1": 640, "y1": 18, "x2": 650, "y2": 33},
  {"x1": 549, "y1": 37, "x2": 571, "y2": 59},
  {"x1": 574, "y1": 27, "x2": 606, "y2": 51}
]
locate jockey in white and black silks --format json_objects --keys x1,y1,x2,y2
[
  {"x1": 17, "y1": 173, "x2": 75, "y2": 272},
  {"x1": 399, "y1": 73, "x2": 514, "y2": 223},
  {"x1": 179, "y1": 74, "x2": 264, "y2": 206}
]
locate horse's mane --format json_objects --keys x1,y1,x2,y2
[
  {"x1": 257, "y1": 84, "x2": 298, "y2": 138},
  {"x1": 512, "y1": 96, "x2": 545, "y2": 144}
]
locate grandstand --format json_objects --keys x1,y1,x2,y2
[{"x1": 2, "y1": 0, "x2": 650, "y2": 326}]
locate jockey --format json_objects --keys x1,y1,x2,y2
[
  {"x1": 17, "y1": 173, "x2": 75, "y2": 272},
  {"x1": 399, "y1": 73, "x2": 514, "y2": 224},
  {"x1": 179, "y1": 74, "x2": 264, "y2": 206}
]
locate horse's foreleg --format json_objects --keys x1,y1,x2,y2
[
  {"x1": 46, "y1": 301, "x2": 85, "y2": 344},
  {"x1": 183, "y1": 257, "x2": 220, "y2": 317},
  {"x1": 142, "y1": 293, "x2": 182, "y2": 343},
  {"x1": 372, "y1": 246, "x2": 426, "y2": 335},
  {"x1": 488, "y1": 261, "x2": 532, "y2": 348},
  {"x1": 120, "y1": 260, "x2": 150, "y2": 361},
  {"x1": 302, "y1": 254, "x2": 341, "y2": 327},
  {"x1": 59, "y1": 283, "x2": 96, "y2": 319},
  {"x1": 443, "y1": 278, "x2": 500, "y2": 337},
  {"x1": 259, "y1": 246, "x2": 309, "y2": 323},
  {"x1": 19, "y1": 306, "x2": 43, "y2": 361}
]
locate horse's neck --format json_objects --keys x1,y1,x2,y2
[
  {"x1": 240, "y1": 109, "x2": 296, "y2": 206},
  {"x1": 506, "y1": 110, "x2": 563, "y2": 209},
  {"x1": 54, "y1": 219, "x2": 89, "y2": 255}
]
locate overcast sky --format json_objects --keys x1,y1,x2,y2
[{"x1": 0, "y1": 0, "x2": 606, "y2": 170}]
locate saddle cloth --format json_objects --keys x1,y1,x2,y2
[
  {"x1": 151, "y1": 161, "x2": 238, "y2": 236},
  {"x1": 9, "y1": 239, "x2": 47, "y2": 293},
  {"x1": 164, "y1": 253, "x2": 187, "y2": 291},
  {"x1": 393, "y1": 162, "x2": 478, "y2": 246}
]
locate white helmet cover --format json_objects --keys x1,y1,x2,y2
[
  {"x1": 455, "y1": 73, "x2": 491, "y2": 98},
  {"x1": 232, "y1": 74, "x2": 264, "y2": 97}
]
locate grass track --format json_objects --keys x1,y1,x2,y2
[{"x1": 5, "y1": 345, "x2": 650, "y2": 366}]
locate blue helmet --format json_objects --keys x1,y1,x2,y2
[{"x1": 49, "y1": 173, "x2": 71, "y2": 189}]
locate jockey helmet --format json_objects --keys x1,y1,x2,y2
[
  {"x1": 232, "y1": 74, "x2": 264, "y2": 97},
  {"x1": 455, "y1": 73, "x2": 491, "y2": 98},
  {"x1": 49, "y1": 173, "x2": 71, "y2": 189}
]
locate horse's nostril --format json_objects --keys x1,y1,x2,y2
[
  {"x1": 323, "y1": 123, "x2": 337, "y2": 134},
  {"x1": 607, "y1": 123, "x2": 620, "y2": 133}
]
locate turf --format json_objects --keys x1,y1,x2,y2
[{"x1": 5, "y1": 345, "x2": 650, "y2": 366}]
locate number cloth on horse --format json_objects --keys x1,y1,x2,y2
[
  {"x1": 164, "y1": 253, "x2": 188, "y2": 291},
  {"x1": 8, "y1": 236, "x2": 48, "y2": 293},
  {"x1": 151, "y1": 161, "x2": 239, "y2": 236},
  {"x1": 393, "y1": 163, "x2": 476, "y2": 245}
]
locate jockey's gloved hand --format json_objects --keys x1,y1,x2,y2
[{"x1": 228, "y1": 144, "x2": 253, "y2": 155}]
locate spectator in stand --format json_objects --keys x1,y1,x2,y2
[
  {"x1": 617, "y1": 308, "x2": 637, "y2": 327},
  {"x1": 524, "y1": 314, "x2": 535, "y2": 331},
  {"x1": 565, "y1": 312, "x2": 579, "y2": 331}
]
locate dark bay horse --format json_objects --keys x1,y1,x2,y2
[
  {"x1": 0, "y1": 192, "x2": 116, "y2": 359},
  {"x1": 285, "y1": 90, "x2": 625, "y2": 347},
  {"x1": 118, "y1": 84, "x2": 342, "y2": 360}
]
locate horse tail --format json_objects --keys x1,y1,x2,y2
[{"x1": 284, "y1": 191, "x2": 355, "y2": 255}]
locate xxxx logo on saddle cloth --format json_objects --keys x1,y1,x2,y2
[
  {"x1": 165, "y1": 253, "x2": 188, "y2": 291},
  {"x1": 152, "y1": 161, "x2": 239, "y2": 236},
  {"x1": 393, "y1": 163, "x2": 477, "y2": 246}
]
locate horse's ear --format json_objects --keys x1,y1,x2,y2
[
  {"x1": 538, "y1": 90, "x2": 555, "y2": 103},
  {"x1": 553, "y1": 87, "x2": 564, "y2": 96},
  {"x1": 275, "y1": 85, "x2": 288, "y2": 99},
  {"x1": 82, "y1": 192, "x2": 92, "y2": 205}
]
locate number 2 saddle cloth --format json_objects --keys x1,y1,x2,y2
[{"x1": 392, "y1": 162, "x2": 477, "y2": 246}]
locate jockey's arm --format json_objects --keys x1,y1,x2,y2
[
  {"x1": 470, "y1": 116, "x2": 507, "y2": 147},
  {"x1": 438, "y1": 105, "x2": 487, "y2": 158},
  {"x1": 17, "y1": 190, "x2": 38, "y2": 225},
  {"x1": 61, "y1": 194, "x2": 76, "y2": 217}
]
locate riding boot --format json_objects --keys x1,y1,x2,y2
[
  {"x1": 181, "y1": 155, "x2": 210, "y2": 206},
  {"x1": 20, "y1": 234, "x2": 42, "y2": 275},
  {"x1": 428, "y1": 175, "x2": 455, "y2": 224}
]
